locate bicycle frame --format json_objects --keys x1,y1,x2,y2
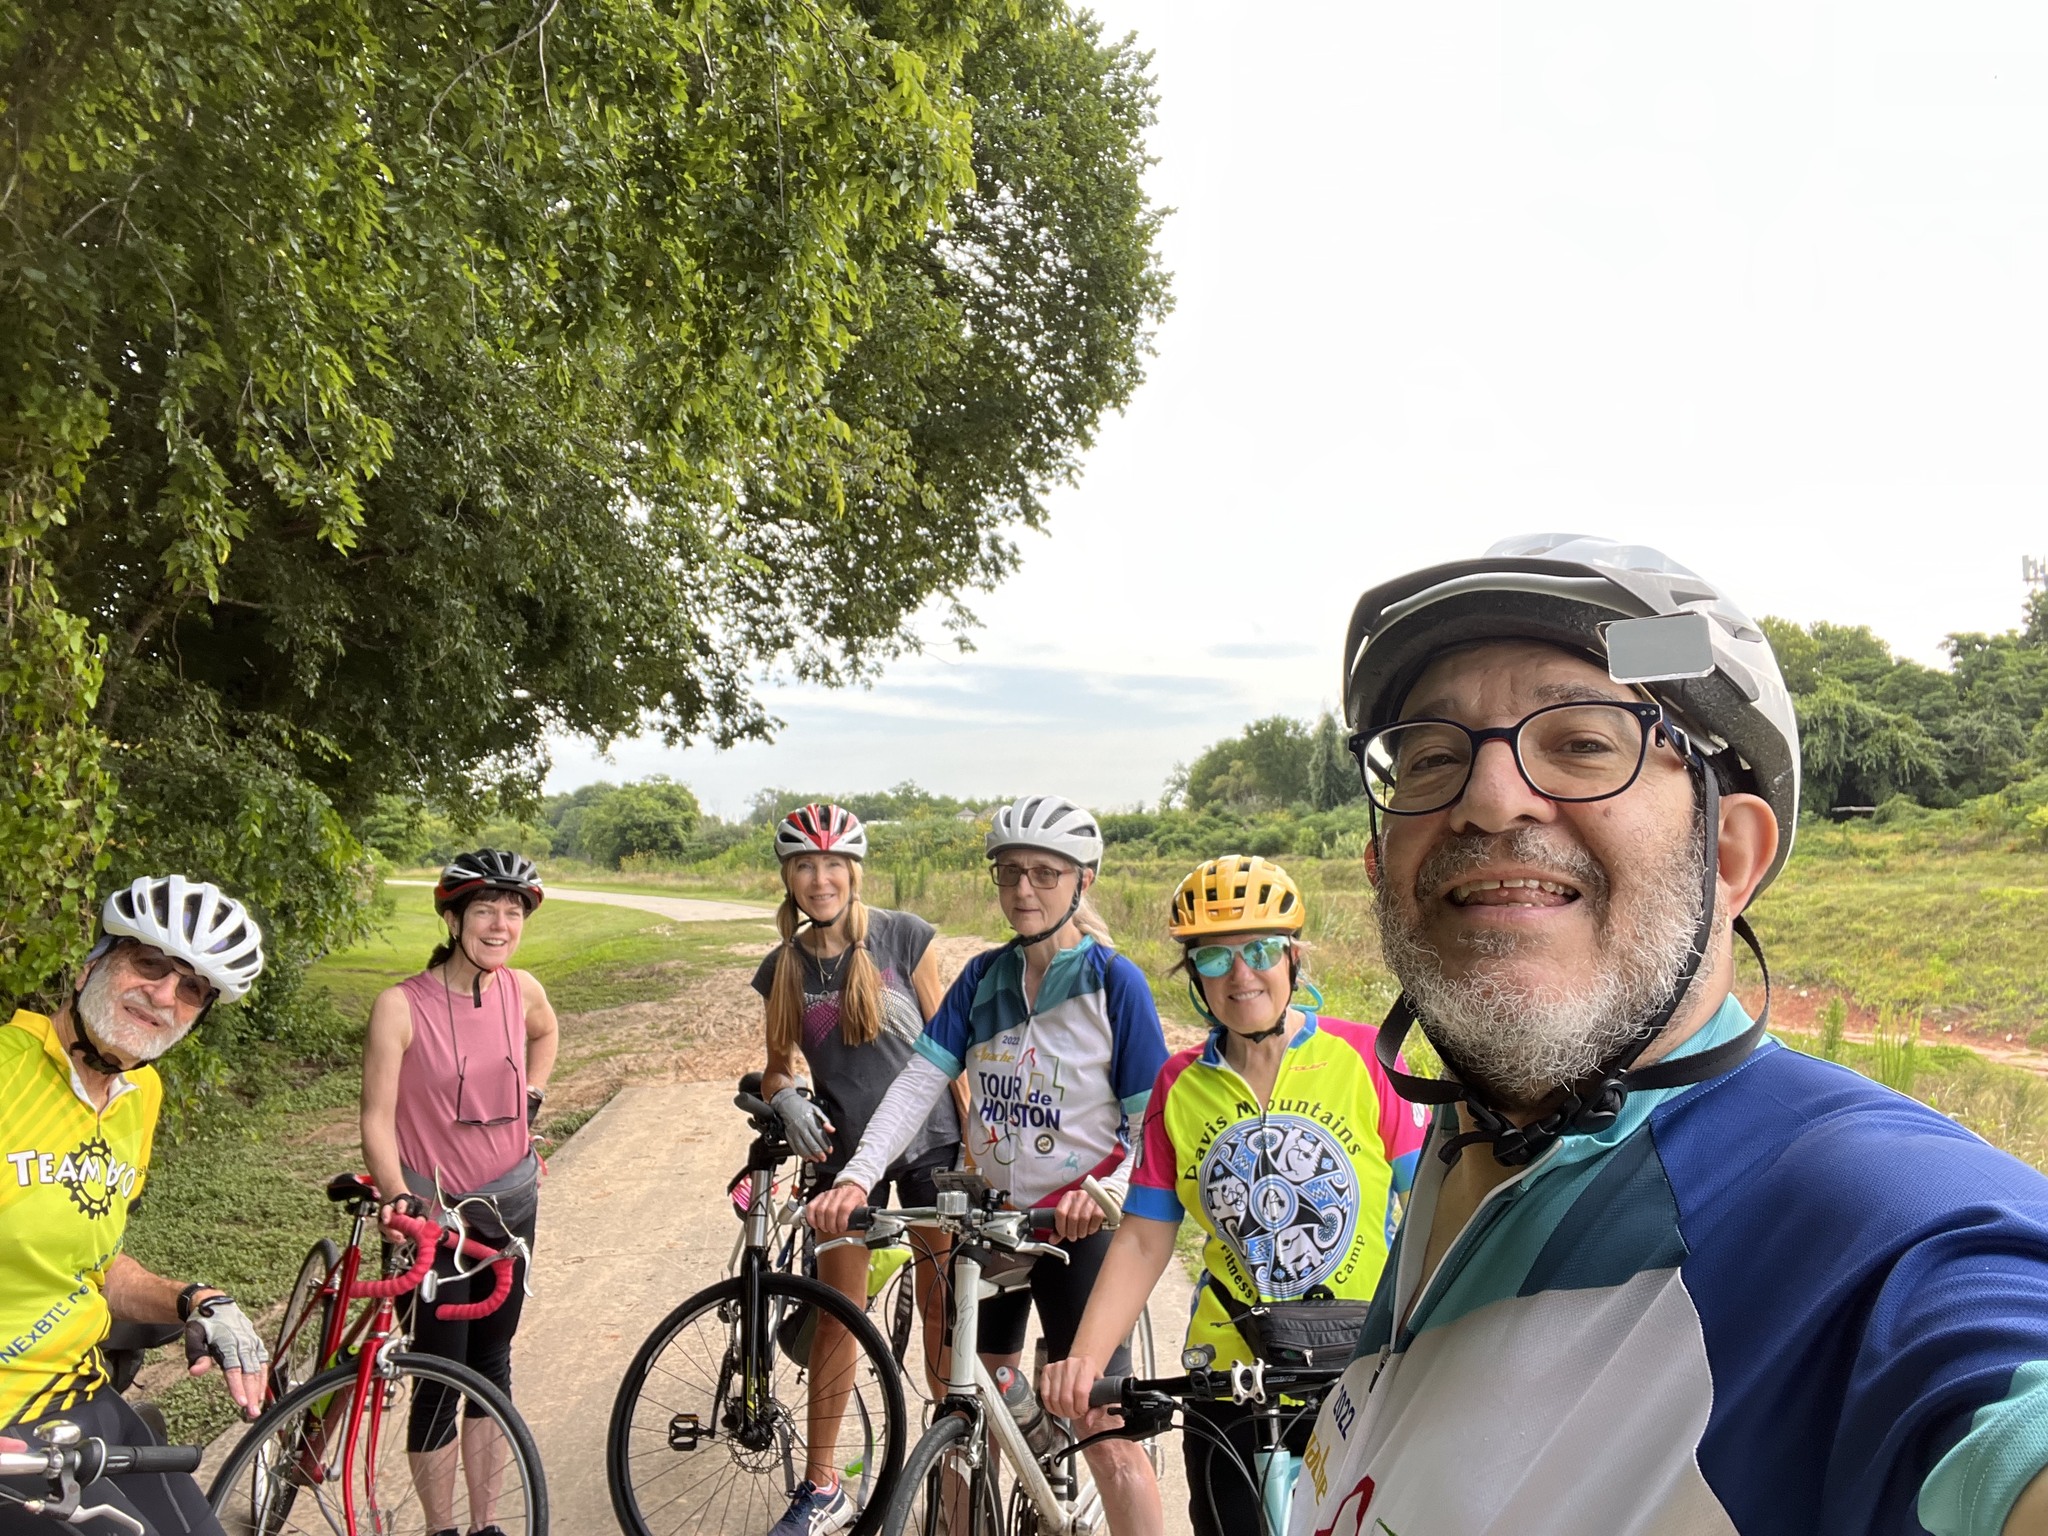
[
  {"x1": 944, "y1": 1242, "x2": 1091, "y2": 1536},
  {"x1": 261, "y1": 1191, "x2": 523, "y2": 1534}
]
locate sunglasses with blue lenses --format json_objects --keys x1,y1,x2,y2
[{"x1": 1187, "y1": 935, "x2": 1292, "y2": 978}]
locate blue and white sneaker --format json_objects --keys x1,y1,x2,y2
[{"x1": 768, "y1": 1479, "x2": 855, "y2": 1536}]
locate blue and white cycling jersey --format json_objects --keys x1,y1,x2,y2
[
  {"x1": 1291, "y1": 997, "x2": 2048, "y2": 1536},
  {"x1": 916, "y1": 937, "x2": 1167, "y2": 1210}
]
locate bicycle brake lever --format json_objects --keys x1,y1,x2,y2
[{"x1": 1012, "y1": 1241, "x2": 1070, "y2": 1263}]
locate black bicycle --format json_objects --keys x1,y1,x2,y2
[
  {"x1": 606, "y1": 1075, "x2": 909, "y2": 1536},
  {"x1": 0, "y1": 1419, "x2": 202, "y2": 1535}
]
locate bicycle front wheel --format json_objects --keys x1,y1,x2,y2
[
  {"x1": 882, "y1": 1410, "x2": 1004, "y2": 1536},
  {"x1": 207, "y1": 1351, "x2": 547, "y2": 1536},
  {"x1": 609, "y1": 1272, "x2": 908, "y2": 1536},
  {"x1": 270, "y1": 1238, "x2": 339, "y2": 1402}
]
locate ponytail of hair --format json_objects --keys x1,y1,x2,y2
[{"x1": 766, "y1": 860, "x2": 885, "y2": 1057}]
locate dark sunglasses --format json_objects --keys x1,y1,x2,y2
[
  {"x1": 124, "y1": 947, "x2": 216, "y2": 1010},
  {"x1": 1188, "y1": 935, "x2": 1292, "y2": 979},
  {"x1": 456, "y1": 1053, "x2": 522, "y2": 1128}
]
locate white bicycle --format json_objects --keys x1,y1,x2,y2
[{"x1": 832, "y1": 1172, "x2": 1158, "y2": 1536}]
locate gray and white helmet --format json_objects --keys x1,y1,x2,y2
[
  {"x1": 985, "y1": 795, "x2": 1105, "y2": 872},
  {"x1": 95, "y1": 875, "x2": 267, "y2": 1004},
  {"x1": 1343, "y1": 533, "x2": 1801, "y2": 891}
]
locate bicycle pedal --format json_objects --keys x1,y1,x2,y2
[{"x1": 668, "y1": 1412, "x2": 704, "y2": 1451}]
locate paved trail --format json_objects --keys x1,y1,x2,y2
[
  {"x1": 513, "y1": 1080, "x2": 1199, "y2": 1535},
  {"x1": 389, "y1": 879, "x2": 772, "y2": 924}
]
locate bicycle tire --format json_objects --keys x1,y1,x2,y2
[
  {"x1": 608, "y1": 1272, "x2": 908, "y2": 1536},
  {"x1": 207, "y1": 1350, "x2": 547, "y2": 1536},
  {"x1": 878, "y1": 1259, "x2": 917, "y2": 1372},
  {"x1": 881, "y1": 1410, "x2": 1004, "y2": 1536},
  {"x1": 271, "y1": 1238, "x2": 340, "y2": 1401}
]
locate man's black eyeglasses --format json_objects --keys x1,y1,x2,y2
[{"x1": 1349, "y1": 700, "x2": 1694, "y2": 817}]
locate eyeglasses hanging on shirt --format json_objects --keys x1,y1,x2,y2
[{"x1": 442, "y1": 970, "x2": 523, "y2": 1128}]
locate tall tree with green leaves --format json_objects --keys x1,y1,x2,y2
[{"x1": 0, "y1": 0, "x2": 1169, "y2": 1000}]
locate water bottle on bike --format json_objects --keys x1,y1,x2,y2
[{"x1": 993, "y1": 1366, "x2": 1063, "y2": 1461}]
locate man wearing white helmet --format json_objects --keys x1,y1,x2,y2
[
  {"x1": 1291, "y1": 537, "x2": 2048, "y2": 1536},
  {"x1": 0, "y1": 875, "x2": 270, "y2": 1535},
  {"x1": 809, "y1": 795, "x2": 1171, "y2": 1536}
]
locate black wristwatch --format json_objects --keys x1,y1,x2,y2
[{"x1": 176, "y1": 1281, "x2": 221, "y2": 1322}]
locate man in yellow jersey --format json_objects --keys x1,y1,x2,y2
[{"x1": 2, "y1": 875, "x2": 270, "y2": 1535}]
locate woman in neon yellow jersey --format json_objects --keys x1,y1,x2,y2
[{"x1": 1040, "y1": 856, "x2": 1426, "y2": 1536}]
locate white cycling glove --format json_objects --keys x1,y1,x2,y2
[
  {"x1": 183, "y1": 1294, "x2": 269, "y2": 1377},
  {"x1": 772, "y1": 1088, "x2": 835, "y2": 1161}
]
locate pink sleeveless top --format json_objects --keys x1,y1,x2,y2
[{"x1": 394, "y1": 970, "x2": 530, "y2": 1195}]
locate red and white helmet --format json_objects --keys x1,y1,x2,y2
[{"x1": 775, "y1": 804, "x2": 868, "y2": 862}]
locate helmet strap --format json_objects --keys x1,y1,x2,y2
[
  {"x1": 1373, "y1": 756, "x2": 1773, "y2": 1168},
  {"x1": 1007, "y1": 886, "x2": 1085, "y2": 952}
]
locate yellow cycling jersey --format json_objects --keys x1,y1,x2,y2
[
  {"x1": 0, "y1": 1010, "x2": 161, "y2": 1428},
  {"x1": 1127, "y1": 1013, "x2": 1426, "y2": 1366}
]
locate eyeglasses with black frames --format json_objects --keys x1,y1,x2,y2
[
  {"x1": 1349, "y1": 700, "x2": 1694, "y2": 817},
  {"x1": 990, "y1": 862, "x2": 1073, "y2": 890}
]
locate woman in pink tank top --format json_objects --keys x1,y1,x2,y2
[{"x1": 360, "y1": 849, "x2": 559, "y2": 1536}]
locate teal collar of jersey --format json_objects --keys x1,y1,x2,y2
[
  {"x1": 1200, "y1": 1007, "x2": 1319, "y2": 1067},
  {"x1": 996, "y1": 932, "x2": 1100, "y2": 1012}
]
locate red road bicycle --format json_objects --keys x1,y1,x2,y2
[{"x1": 204, "y1": 1172, "x2": 549, "y2": 1536}]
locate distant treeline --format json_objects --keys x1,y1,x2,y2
[{"x1": 359, "y1": 592, "x2": 2048, "y2": 874}]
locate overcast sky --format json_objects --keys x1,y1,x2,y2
[{"x1": 549, "y1": 0, "x2": 2048, "y2": 817}]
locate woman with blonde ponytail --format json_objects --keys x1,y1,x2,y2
[{"x1": 749, "y1": 804, "x2": 958, "y2": 1536}]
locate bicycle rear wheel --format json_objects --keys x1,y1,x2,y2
[
  {"x1": 270, "y1": 1238, "x2": 340, "y2": 1402},
  {"x1": 882, "y1": 1410, "x2": 1004, "y2": 1536},
  {"x1": 609, "y1": 1272, "x2": 907, "y2": 1536},
  {"x1": 207, "y1": 1351, "x2": 547, "y2": 1536}
]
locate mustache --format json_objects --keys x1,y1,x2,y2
[
  {"x1": 116, "y1": 988, "x2": 178, "y2": 1028},
  {"x1": 1410, "y1": 827, "x2": 1610, "y2": 905}
]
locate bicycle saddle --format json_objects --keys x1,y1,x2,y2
[{"x1": 325, "y1": 1171, "x2": 379, "y2": 1205}]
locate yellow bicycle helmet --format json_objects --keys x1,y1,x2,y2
[{"x1": 1168, "y1": 855, "x2": 1306, "y2": 940}]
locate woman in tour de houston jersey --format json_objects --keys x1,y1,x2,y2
[
  {"x1": 1040, "y1": 856, "x2": 1425, "y2": 1536},
  {"x1": 807, "y1": 794, "x2": 1170, "y2": 1536},
  {"x1": 749, "y1": 804, "x2": 961, "y2": 1536}
]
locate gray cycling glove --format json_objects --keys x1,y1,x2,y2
[
  {"x1": 184, "y1": 1294, "x2": 270, "y2": 1377},
  {"x1": 771, "y1": 1087, "x2": 834, "y2": 1161}
]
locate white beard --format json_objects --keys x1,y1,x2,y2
[
  {"x1": 1377, "y1": 820, "x2": 1707, "y2": 1109},
  {"x1": 77, "y1": 961, "x2": 194, "y2": 1066}
]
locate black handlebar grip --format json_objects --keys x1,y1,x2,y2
[
  {"x1": 1027, "y1": 1209, "x2": 1063, "y2": 1236},
  {"x1": 103, "y1": 1442, "x2": 203, "y2": 1475},
  {"x1": 848, "y1": 1208, "x2": 875, "y2": 1231},
  {"x1": 734, "y1": 1092, "x2": 776, "y2": 1118},
  {"x1": 1087, "y1": 1375, "x2": 1129, "y2": 1410}
]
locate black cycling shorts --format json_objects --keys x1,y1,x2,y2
[
  {"x1": 1, "y1": 1388, "x2": 223, "y2": 1535},
  {"x1": 975, "y1": 1227, "x2": 1132, "y2": 1374}
]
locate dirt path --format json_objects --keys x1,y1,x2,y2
[{"x1": 388, "y1": 878, "x2": 773, "y2": 923}]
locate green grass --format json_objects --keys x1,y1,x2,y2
[
  {"x1": 317, "y1": 883, "x2": 774, "y2": 1018},
  {"x1": 1749, "y1": 820, "x2": 2048, "y2": 1042}
]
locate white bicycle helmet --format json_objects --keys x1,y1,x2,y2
[
  {"x1": 985, "y1": 795, "x2": 1104, "y2": 871},
  {"x1": 97, "y1": 875, "x2": 266, "y2": 1004},
  {"x1": 1343, "y1": 533, "x2": 1801, "y2": 891},
  {"x1": 775, "y1": 804, "x2": 868, "y2": 862}
]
